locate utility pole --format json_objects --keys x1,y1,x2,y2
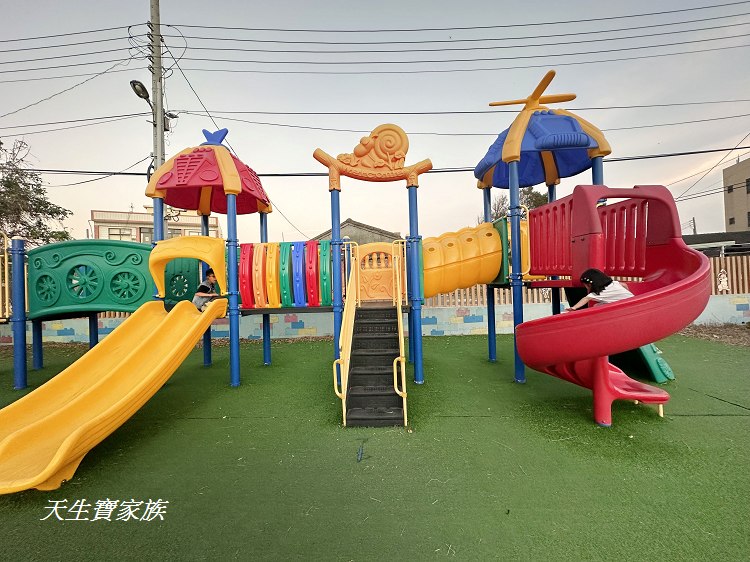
[
  {"x1": 149, "y1": 0, "x2": 165, "y2": 167},
  {"x1": 692, "y1": 217, "x2": 697, "y2": 235}
]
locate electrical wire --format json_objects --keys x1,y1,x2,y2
[
  {"x1": 159, "y1": 11, "x2": 750, "y2": 46},
  {"x1": 151, "y1": 32, "x2": 750, "y2": 65},
  {"x1": 0, "y1": 66, "x2": 147, "y2": 84},
  {"x1": 15, "y1": 145, "x2": 750, "y2": 177},
  {"x1": 0, "y1": 114, "x2": 148, "y2": 137},
  {"x1": 0, "y1": 112, "x2": 151, "y2": 130},
  {"x1": 162, "y1": 36, "x2": 310, "y2": 240},
  {"x1": 171, "y1": 43, "x2": 750, "y2": 75},
  {"x1": 0, "y1": 58, "x2": 137, "y2": 120},
  {"x1": 165, "y1": 1, "x2": 750, "y2": 33},
  {"x1": 672, "y1": 130, "x2": 750, "y2": 199},
  {"x1": 45, "y1": 155, "x2": 152, "y2": 187},
  {"x1": 176, "y1": 110, "x2": 750, "y2": 137},
  {"x1": 0, "y1": 35, "x2": 140, "y2": 53},
  {"x1": 0, "y1": 25, "x2": 132, "y2": 43}
]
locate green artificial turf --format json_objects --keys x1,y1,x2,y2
[{"x1": 0, "y1": 334, "x2": 748, "y2": 561}]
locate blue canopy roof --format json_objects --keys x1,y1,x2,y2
[{"x1": 474, "y1": 110, "x2": 601, "y2": 189}]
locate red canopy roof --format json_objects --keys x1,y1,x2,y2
[{"x1": 146, "y1": 144, "x2": 272, "y2": 215}]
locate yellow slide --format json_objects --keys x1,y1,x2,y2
[{"x1": 0, "y1": 298, "x2": 227, "y2": 494}]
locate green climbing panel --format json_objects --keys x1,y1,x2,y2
[
  {"x1": 279, "y1": 242, "x2": 294, "y2": 307},
  {"x1": 319, "y1": 240, "x2": 332, "y2": 306},
  {"x1": 27, "y1": 239, "x2": 201, "y2": 320}
]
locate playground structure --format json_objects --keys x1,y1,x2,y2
[{"x1": 0, "y1": 70, "x2": 713, "y2": 493}]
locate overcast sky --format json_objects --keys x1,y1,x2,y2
[{"x1": 2, "y1": 0, "x2": 749, "y2": 243}]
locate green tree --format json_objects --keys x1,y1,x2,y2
[
  {"x1": 0, "y1": 139, "x2": 72, "y2": 246},
  {"x1": 477, "y1": 187, "x2": 549, "y2": 224}
]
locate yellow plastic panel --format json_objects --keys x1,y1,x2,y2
[
  {"x1": 0, "y1": 299, "x2": 227, "y2": 493},
  {"x1": 150, "y1": 236, "x2": 226, "y2": 298},
  {"x1": 422, "y1": 223, "x2": 502, "y2": 298},
  {"x1": 266, "y1": 242, "x2": 281, "y2": 308},
  {"x1": 252, "y1": 243, "x2": 268, "y2": 307},
  {"x1": 510, "y1": 220, "x2": 546, "y2": 281}
]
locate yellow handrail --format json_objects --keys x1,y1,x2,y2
[
  {"x1": 0, "y1": 233, "x2": 9, "y2": 321},
  {"x1": 333, "y1": 241, "x2": 359, "y2": 426},
  {"x1": 391, "y1": 240, "x2": 408, "y2": 426}
]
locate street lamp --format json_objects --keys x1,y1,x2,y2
[{"x1": 129, "y1": 80, "x2": 152, "y2": 107}]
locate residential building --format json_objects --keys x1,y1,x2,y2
[
  {"x1": 90, "y1": 206, "x2": 221, "y2": 243},
  {"x1": 313, "y1": 218, "x2": 402, "y2": 245},
  {"x1": 683, "y1": 230, "x2": 750, "y2": 257},
  {"x1": 722, "y1": 157, "x2": 750, "y2": 232}
]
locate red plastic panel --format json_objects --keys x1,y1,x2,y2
[
  {"x1": 239, "y1": 243, "x2": 255, "y2": 308},
  {"x1": 598, "y1": 200, "x2": 648, "y2": 277},
  {"x1": 305, "y1": 240, "x2": 320, "y2": 307},
  {"x1": 529, "y1": 197, "x2": 574, "y2": 276}
]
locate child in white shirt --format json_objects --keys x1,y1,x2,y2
[{"x1": 564, "y1": 268, "x2": 634, "y2": 312}]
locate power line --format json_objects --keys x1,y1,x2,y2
[
  {"x1": 0, "y1": 114, "x2": 147, "y2": 137},
  {"x1": 45, "y1": 155, "x2": 152, "y2": 187},
  {"x1": 666, "y1": 149, "x2": 750, "y2": 186},
  {"x1": 177, "y1": 109, "x2": 750, "y2": 137},
  {"x1": 172, "y1": 99, "x2": 750, "y2": 116},
  {"x1": 17, "y1": 145, "x2": 750, "y2": 178},
  {"x1": 0, "y1": 35, "x2": 139, "y2": 53},
  {"x1": 162, "y1": 37, "x2": 310, "y2": 241},
  {"x1": 0, "y1": 25, "x2": 133, "y2": 43},
  {"x1": 168, "y1": 43, "x2": 750, "y2": 75},
  {"x1": 0, "y1": 112, "x2": 151, "y2": 130},
  {"x1": 150, "y1": 19, "x2": 750, "y2": 55},
  {"x1": 165, "y1": 1, "x2": 750, "y2": 33},
  {"x1": 148, "y1": 32, "x2": 750, "y2": 66},
  {"x1": 672, "y1": 130, "x2": 750, "y2": 199},
  {"x1": 159, "y1": 11, "x2": 750, "y2": 46},
  {"x1": 0, "y1": 46, "x2": 134, "y2": 65},
  {"x1": 0, "y1": 66, "x2": 147, "y2": 84},
  {"x1": 0, "y1": 58, "x2": 137, "y2": 120}
]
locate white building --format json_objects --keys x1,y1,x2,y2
[{"x1": 90, "y1": 206, "x2": 221, "y2": 243}]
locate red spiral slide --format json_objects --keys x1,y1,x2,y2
[{"x1": 516, "y1": 185, "x2": 711, "y2": 426}]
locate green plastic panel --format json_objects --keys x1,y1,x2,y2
[
  {"x1": 279, "y1": 242, "x2": 294, "y2": 307},
  {"x1": 489, "y1": 218, "x2": 510, "y2": 287},
  {"x1": 27, "y1": 240, "x2": 152, "y2": 320},
  {"x1": 319, "y1": 240, "x2": 332, "y2": 306},
  {"x1": 27, "y1": 239, "x2": 202, "y2": 320}
]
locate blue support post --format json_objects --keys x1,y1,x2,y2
[
  {"x1": 547, "y1": 184, "x2": 561, "y2": 315},
  {"x1": 10, "y1": 237, "x2": 27, "y2": 389},
  {"x1": 153, "y1": 197, "x2": 165, "y2": 242},
  {"x1": 152, "y1": 197, "x2": 165, "y2": 300},
  {"x1": 406, "y1": 240, "x2": 414, "y2": 363},
  {"x1": 201, "y1": 214, "x2": 212, "y2": 366},
  {"x1": 260, "y1": 212, "x2": 271, "y2": 365},
  {"x1": 407, "y1": 186, "x2": 424, "y2": 384},
  {"x1": 483, "y1": 187, "x2": 497, "y2": 362},
  {"x1": 88, "y1": 313, "x2": 99, "y2": 349},
  {"x1": 592, "y1": 156, "x2": 604, "y2": 185},
  {"x1": 331, "y1": 190, "x2": 343, "y2": 373},
  {"x1": 508, "y1": 163, "x2": 526, "y2": 383},
  {"x1": 227, "y1": 195, "x2": 241, "y2": 387},
  {"x1": 32, "y1": 319, "x2": 43, "y2": 370}
]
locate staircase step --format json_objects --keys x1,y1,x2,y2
[
  {"x1": 354, "y1": 318, "x2": 398, "y2": 334},
  {"x1": 346, "y1": 406, "x2": 404, "y2": 427},
  {"x1": 351, "y1": 349, "x2": 399, "y2": 369},
  {"x1": 356, "y1": 307, "x2": 397, "y2": 320},
  {"x1": 353, "y1": 333, "x2": 399, "y2": 350},
  {"x1": 348, "y1": 366, "x2": 394, "y2": 386},
  {"x1": 347, "y1": 385, "x2": 402, "y2": 409}
]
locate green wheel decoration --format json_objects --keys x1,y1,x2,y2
[
  {"x1": 35, "y1": 274, "x2": 60, "y2": 305},
  {"x1": 109, "y1": 270, "x2": 146, "y2": 303},
  {"x1": 66, "y1": 264, "x2": 102, "y2": 301},
  {"x1": 169, "y1": 273, "x2": 190, "y2": 299}
]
